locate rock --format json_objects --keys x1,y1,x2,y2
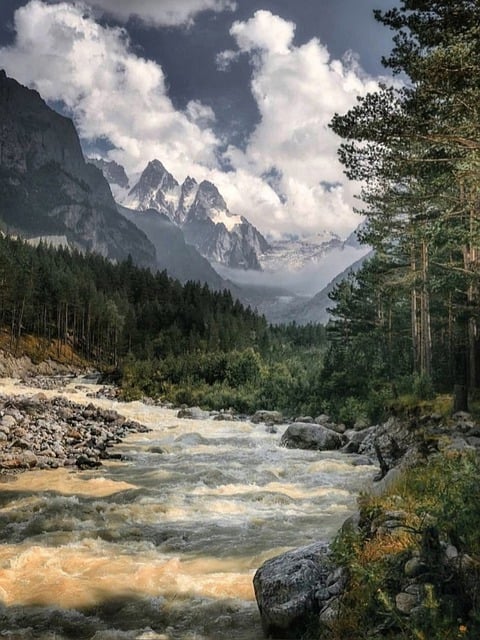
[
  {"x1": 251, "y1": 410, "x2": 284, "y2": 425},
  {"x1": 31, "y1": 392, "x2": 48, "y2": 403},
  {"x1": 295, "y1": 416, "x2": 313, "y2": 423},
  {"x1": 318, "y1": 598, "x2": 341, "y2": 628},
  {"x1": 370, "y1": 466, "x2": 404, "y2": 496},
  {"x1": 213, "y1": 413, "x2": 235, "y2": 421},
  {"x1": 280, "y1": 423, "x2": 345, "y2": 451},
  {"x1": 341, "y1": 511, "x2": 361, "y2": 536},
  {"x1": 404, "y1": 556, "x2": 427, "y2": 578},
  {"x1": 353, "y1": 417, "x2": 370, "y2": 430},
  {"x1": 396, "y1": 591, "x2": 418, "y2": 614},
  {"x1": 466, "y1": 436, "x2": 480, "y2": 448},
  {"x1": 102, "y1": 409, "x2": 122, "y2": 423},
  {"x1": 452, "y1": 411, "x2": 472, "y2": 422},
  {"x1": 253, "y1": 541, "x2": 331, "y2": 639},
  {"x1": 20, "y1": 450, "x2": 38, "y2": 468},
  {"x1": 0, "y1": 415, "x2": 16, "y2": 429},
  {"x1": 340, "y1": 440, "x2": 359, "y2": 454},
  {"x1": 442, "y1": 437, "x2": 474, "y2": 454},
  {"x1": 444, "y1": 544, "x2": 459, "y2": 560},
  {"x1": 334, "y1": 423, "x2": 347, "y2": 434},
  {"x1": 11, "y1": 438, "x2": 31, "y2": 449},
  {"x1": 346, "y1": 425, "x2": 377, "y2": 442},
  {"x1": 176, "y1": 406, "x2": 210, "y2": 420},
  {"x1": 456, "y1": 421, "x2": 475, "y2": 434},
  {"x1": 76, "y1": 455, "x2": 101, "y2": 469},
  {"x1": 326, "y1": 567, "x2": 348, "y2": 596},
  {"x1": 315, "y1": 414, "x2": 331, "y2": 425}
]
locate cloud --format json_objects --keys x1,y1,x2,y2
[
  {"x1": 0, "y1": 3, "x2": 388, "y2": 240},
  {"x1": 214, "y1": 10, "x2": 383, "y2": 238},
  {"x1": 66, "y1": 0, "x2": 237, "y2": 27},
  {"x1": 230, "y1": 10, "x2": 295, "y2": 55},
  {"x1": 0, "y1": 0, "x2": 221, "y2": 179},
  {"x1": 215, "y1": 49, "x2": 238, "y2": 72}
]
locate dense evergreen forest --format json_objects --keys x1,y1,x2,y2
[
  {"x1": 0, "y1": 234, "x2": 327, "y2": 415},
  {"x1": 323, "y1": 0, "x2": 480, "y2": 418}
]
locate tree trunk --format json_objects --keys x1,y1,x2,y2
[{"x1": 453, "y1": 384, "x2": 468, "y2": 413}]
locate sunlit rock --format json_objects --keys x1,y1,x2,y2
[
  {"x1": 253, "y1": 541, "x2": 332, "y2": 639},
  {"x1": 251, "y1": 410, "x2": 284, "y2": 425},
  {"x1": 280, "y1": 422, "x2": 345, "y2": 451}
]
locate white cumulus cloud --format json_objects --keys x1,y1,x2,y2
[
  {"x1": 0, "y1": 0, "x2": 221, "y2": 179},
  {"x1": 215, "y1": 10, "x2": 383, "y2": 238},
  {"x1": 0, "y1": 3, "x2": 388, "y2": 240}
]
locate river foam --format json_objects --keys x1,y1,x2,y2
[{"x1": 0, "y1": 377, "x2": 376, "y2": 639}]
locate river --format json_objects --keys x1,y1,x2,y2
[{"x1": 0, "y1": 379, "x2": 376, "y2": 639}]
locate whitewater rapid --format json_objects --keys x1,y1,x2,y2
[{"x1": 0, "y1": 379, "x2": 376, "y2": 639}]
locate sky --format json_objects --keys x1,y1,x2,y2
[{"x1": 0, "y1": 0, "x2": 398, "y2": 241}]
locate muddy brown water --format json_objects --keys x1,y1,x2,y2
[{"x1": 0, "y1": 379, "x2": 376, "y2": 639}]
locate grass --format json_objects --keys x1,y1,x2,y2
[
  {"x1": 326, "y1": 450, "x2": 480, "y2": 639},
  {"x1": 0, "y1": 328, "x2": 88, "y2": 368}
]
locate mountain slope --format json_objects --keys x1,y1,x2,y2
[
  {"x1": 123, "y1": 160, "x2": 269, "y2": 270},
  {"x1": 117, "y1": 204, "x2": 229, "y2": 290},
  {"x1": 283, "y1": 250, "x2": 373, "y2": 325},
  {"x1": 0, "y1": 70, "x2": 156, "y2": 268}
]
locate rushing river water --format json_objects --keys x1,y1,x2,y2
[{"x1": 0, "y1": 380, "x2": 376, "y2": 640}]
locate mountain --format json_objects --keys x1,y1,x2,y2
[
  {"x1": 88, "y1": 158, "x2": 130, "y2": 189},
  {"x1": 117, "y1": 204, "x2": 228, "y2": 290},
  {"x1": 0, "y1": 70, "x2": 156, "y2": 268},
  {"x1": 122, "y1": 159, "x2": 269, "y2": 270},
  {"x1": 268, "y1": 251, "x2": 373, "y2": 325},
  {"x1": 259, "y1": 226, "x2": 366, "y2": 275}
]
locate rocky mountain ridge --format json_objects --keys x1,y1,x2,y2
[
  {"x1": 0, "y1": 71, "x2": 236, "y2": 291},
  {"x1": 0, "y1": 70, "x2": 156, "y2": 268},
  {"x1": 122, "y1": 159, "x2": 270, "y2": 270},
  {"x1": 117, "y1": 204, "x2": 229, "y2": 290}
]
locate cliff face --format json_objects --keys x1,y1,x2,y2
[
  {"x1": 0, "y1": 70, "x2": 156, "y2": 267},
  {"x1": 123, "y1": 160, "x2": 269, "y2": 270}
]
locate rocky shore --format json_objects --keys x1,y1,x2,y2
[
  {"x1": 0, "y1": 385, "x2": 149, "y2": 473},
  {"x1": 250, "y1": 409, "x2": 480, "y2": 638}
]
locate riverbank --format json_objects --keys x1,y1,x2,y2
[
  {"x1": 253, "y1": 407, "x2": 480, "y2": 639},
  {"x1": 0, "y1": 386, "x2": 149, "y2": 474}
]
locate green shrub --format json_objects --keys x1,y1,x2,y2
[
  {"x1": 337, "y1": 396, "x2": 369, "y2": 428},
  {"x1": 327, "y1": 452, "x2": 480, "y2": 639}
]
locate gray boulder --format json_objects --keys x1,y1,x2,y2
[
  {"x1": 251, "y1": 410, "x2": 284, "y2": 425},
  {"x1": 253, "y1": 542, "x2": 332, "y2": 639},
  {"x1": 176, "y1": 406, "x2": 210, "y2": 420},
  {"x1": 280, "y1": 423, "x2": 345, "y2": 451}
]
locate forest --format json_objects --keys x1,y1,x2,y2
[
  {"x1": 324, "y1": 0, "x2": 480, "y2": 418},
  {"x1": 0, "y1": 234, "x2": 327, "y2": 416}
]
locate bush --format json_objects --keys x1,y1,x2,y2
[
  {"x1": 327, "y1": 452, "x2": 480, "y2": 640},
  {"x1": 337, "y1": 397, "x2": 369, "y2": 428},
  {"x1": 412, "y1": 374, "x2": 435, "y2": 401}
]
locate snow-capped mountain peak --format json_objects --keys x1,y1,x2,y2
[
  {"x1": 124, "y1": 159, "x2": 181, "y2": 215},
  {"x1": 187, "y1": 180, "x2": 242, "y2": 231},
  {"x1": 118, "y1": 160, "x2": 269, "y2": 270}
]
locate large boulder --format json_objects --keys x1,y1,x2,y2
[
  {"x1": 253, "y1": 542, "x2": 334, "y2": 639},
  {"x1": 280, "y1": 423, "x2": 345, "y2": 451}
]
